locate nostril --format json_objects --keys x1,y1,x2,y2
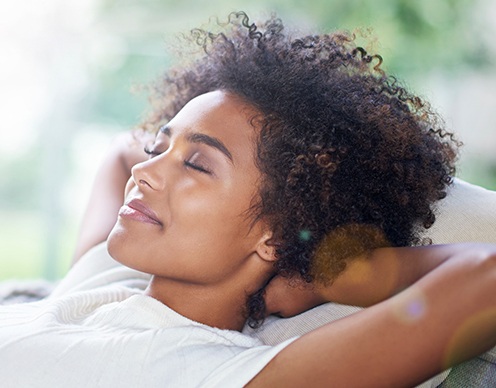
[{"x1": 139, "y1": 179, "x2": 150, "y2": 188}]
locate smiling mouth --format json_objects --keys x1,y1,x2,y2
[{"x1": 119, "y1": 199, "x2": 163, "y2": 226}]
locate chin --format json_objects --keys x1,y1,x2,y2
[
  {"x1": 107, "y1": 224, "x2": 153, "y2": 274},
  {"x1": 107, "y1": 224, "x2": 130, "y2": 265}
]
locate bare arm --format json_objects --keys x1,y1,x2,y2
[
  {"x1": 71, "y1": 130, "x2": 154, "y2": 264},
  {"x1": 265, "y1": 244, "x2": 458, "y2": 316},
  {"x1": 253, "y1": 244, "x2": 496, "y2": 387}
]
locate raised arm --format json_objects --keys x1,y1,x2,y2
[
  {"x1": 265, "y1": 244, "x2": 471, "y2": 316},
  {"x1": 71, "y1": 130, "x2": 153, "y2": 264},
  {"x1": 253, "y1": 244, "x2": 496, "y2": 387}
]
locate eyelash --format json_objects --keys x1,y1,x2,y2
[
  {"x1": 143, "y1": 147, "x2": 212, "y2": 175},
  {"x1": 143, "y1": 146, "x2": 160, "y2": 157}
]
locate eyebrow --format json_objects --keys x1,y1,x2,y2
[{"x1": 159, "y1": 124, "x2": 234, "y2": 164}]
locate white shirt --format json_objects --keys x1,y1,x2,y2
[{"x1": 0, "y1": 244, "x2": 295, "y2": 388}]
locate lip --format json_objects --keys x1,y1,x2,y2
[{"x1": 119, "y1": 198, "x2": 163, "y2": 226}]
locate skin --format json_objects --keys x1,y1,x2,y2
[{"x1": 72, "y1": 90, "x2": 496, "y2": 386}]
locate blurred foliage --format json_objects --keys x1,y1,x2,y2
[
  {"x1": 0, "y1": 149, "x2": 42, "y2": 211},
  {"x1": 306, "y1": 0, "x2": 492, "y2": 71},
  {"x1": 78, "y1": 54, "x2": 166, "y2": 127}
]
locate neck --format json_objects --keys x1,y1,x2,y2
[{"x1": 145, "y1": 272, "x2": 268, "y2": 331}]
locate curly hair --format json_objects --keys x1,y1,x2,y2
[{"x1": 141, "y1": 12, "x2": 458, "y2": 327}]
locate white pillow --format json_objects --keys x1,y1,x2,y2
[{"x1": 425, "y1": 178, "x2": 496, "y2": 244}]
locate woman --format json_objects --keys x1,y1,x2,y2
[{"x1": 1, "y1": 12, "x2": 495, "y2": 387}]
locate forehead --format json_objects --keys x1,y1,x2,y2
[
  {"x1": 171, "y1": 90, "x2": 256, "y2": 130},
  {"x1": 167, "y1": 90, "x2": 260, "y2": 164}
]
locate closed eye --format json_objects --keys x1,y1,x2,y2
[
  {"x1": 145, "y1": 147, "x2": 212, "y2": 175},
  {"x1": 184, "y1": 160, "x2": 212, "y2": 175}
]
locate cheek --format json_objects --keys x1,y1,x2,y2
[{"x1": 173, "y1": 187, "x2": 253, "y2": 247}]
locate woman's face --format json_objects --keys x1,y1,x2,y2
[{"x1": 108, "y1": 90, "x2": 270, "y2": 285}]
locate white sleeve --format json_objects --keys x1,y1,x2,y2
[
  {"x1": 49, "y1": 242, "x2": 150, "y2": 298},
  {"x1": 200, "y1": 337, "x2": 297, "y2": 388}
]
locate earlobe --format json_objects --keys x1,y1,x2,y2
[{"x1": 256, "y1": 233, "x2": 277, "y2": 262}]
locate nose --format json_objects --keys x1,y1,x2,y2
[{"x1": 131, "y1": 156, "x2": 166, "y2": 192}]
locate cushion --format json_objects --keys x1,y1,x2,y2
[{"x1": 425, "y1": 178, "x2": 496, "y2": 244}]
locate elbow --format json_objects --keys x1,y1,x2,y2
[
  {"x1": 473, "y1": 246, "x2": 496, "y2": 273},
  {"x1": 468, "y1": 246, "x2": 496, "y2": 297},
  {"x1": 444, "y1": 244, "x2": 496, "y2": 306},
  {"x1": 482, "y1": 249, "x2": 496, "y2": 282}
]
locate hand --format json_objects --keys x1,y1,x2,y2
[
  {"x1": 117, "y1": 129, "x2": 156, "y2": 173},
  {"x1": 71, "y1": 129, "x2": 156, "y2": 264},
  {"x1": 264, "y1": 275, "x2": 327, "y2": 318}
]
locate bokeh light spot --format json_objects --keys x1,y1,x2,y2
[
  {"x1": 394, "y1": 293, "x2": 427, "y2": 324},
  {"x1": 406, "y1": 299, "x2": 426, "y2": 319},
  {"x1": 299, "y1": 229, "x2": 312, "y2": 241}
]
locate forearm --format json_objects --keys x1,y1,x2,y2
[
  {"x1": 321, "y1": 243, "x2": 479, "y2": 307},
  {"x1": 264, "y1": 243, "x2": 483, "y2": 317},
  {"x1": 330, "y1": 246, "x2": 496, "y2": 385},
  {"x1": 72, "y1": 131, "x2": 152, "y2": 264}
]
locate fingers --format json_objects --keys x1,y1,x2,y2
[{"x1": 120, "y1": 130, "x2": 156, "y2": 171}]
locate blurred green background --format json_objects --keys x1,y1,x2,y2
[{"x1": 1, "y1": 0, "x2": 495, "y2": 281}]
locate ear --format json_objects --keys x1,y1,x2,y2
[{"x1": 255, "y1": 231, "x2": 277, "y2": 263}]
